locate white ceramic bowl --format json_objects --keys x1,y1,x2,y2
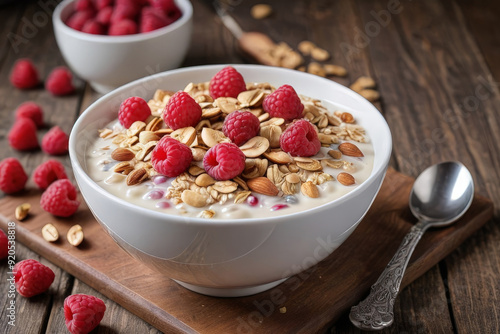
[
  {"x1": 69, "y1": 65, "x2": 392, "y2": 297},
  {"x1": 53, "y1": 0, "x2": 193, "y2": 94}
]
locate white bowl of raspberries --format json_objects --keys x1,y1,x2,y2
[
  {"x1": 69, "y1": 64, "x2": 392, "y2": 297},
  {"x1": 53, "y1": 0, "x2": 193, "y2": 94}
]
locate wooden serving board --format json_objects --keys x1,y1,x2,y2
[{"x1": 0, "y1": 168, "x2": 493, "y2": 333}]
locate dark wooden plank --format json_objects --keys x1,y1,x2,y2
[
  {"x1": 0, "y1": 169, "x2": 493, "y2": 333},
  {"x1": 456, "y1": 0, "x2": 500, "y2": 82},
  {"x1": 352, "y1": 1, "x2": 500, "y2": 333}
]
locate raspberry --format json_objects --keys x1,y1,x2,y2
[
  {"x1": 151, "y1": 136, "x2": 192, "y2": 177},
  {"x1": 222, "y1": 110, "x2": 260, "y2": 146},
  {"x1": 96, "y1": 6, "x2": 113, "y2": 25},
  {"x1": 75, "y1": 0, "x2": 95, "y2": 12},
  {"x1": 96, "y1": 0, "x2": 113, "y2": 10},
  {"x1": 209, "y1": 66, "x2": 247, "y2": 99},
  {"x1": 41, "y1": 126, "x2": 69, "y2": 155},
  {"x1": 33, "y1": 159, "x2": 68, "y2": 190},
  {"x1": 139, "y1": 6, "x2": 171, "y2": 33},
  {"x1": 263, "y1": 84, "x2": 304, "y2": 120},
  {"x1": 15, "y1": 101, "x2": 44, "y2": 128},
  {"x1": 45, "y1": 67, "x2": 75, "y2": 96},
  {"x1": 109, "y1": 19, "x2": 138, "y2": 35},
  {"x1": 14, "y1": 259, "x2": 55, "y2": 298},
  {"x1": 118, "y1": 96, "x2": 151, "y2": 129},
  {"x1": 0, "y1": 229, "x2": 7, "y2": 260},
  {"x1": 163, "y1": 91, "x2": 202, "y2": 130},
  {"x1": 40, "y1": 179, "x2": 80, "y2": 217},
  {"x1": 64, "y1": 294, "x2": 106, "y2": 334},
  {"x1": 279, "y1": 119, "x2": 321, "y2": 157},
  {"x1": 8, "y1": 117, "x2": 39, "y2": 151},
  {"x1": 10, "y1": 58, "x2": 39, "y2": 89},
  {"x1": 150, "y1": 0, "x2": 181, "y2": 19},
  {"x1": 203, "y1": 143, "x2": 245, "y2": 181},
  {"x1": 66, "y1": 9, "x2": 95, "y2": 31},
  {"x1": 0, "y1": 158, "x2": 28, "y2": 194},
  {"x1": 82, "y1": 19, "x2": 105, "y2": 34},
  {"x1": 111, "y1": 0, "x2": 141, "y2": 23}
]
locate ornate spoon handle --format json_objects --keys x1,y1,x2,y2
[{"x1": 349, "y1": 221, "x2": 429, "y2": 331}]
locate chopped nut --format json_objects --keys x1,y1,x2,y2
[
  {"x1": 297, "y1": 41, "x2": 316, "y2": 55},
  {"x1": 181, "y1": 190, "x2": 209, "y2": 207},
  {"x1": 15, "y1": 203, "x2": 31, "y2": 221},
  {"x1": 239, "y1": 136, "x2": 270, "y2": 158},
  {"x1": 328, "y1": 150, "x2": 342, "y2": 159},
  {"x1": 67, "y1": 224, "x2": 84, "y2": 246},
  {"x1": 310, "y1": 47, "x2": 330, "y2": 61},
  {"x1": 42, "y1": 223, "x2": 59, "y2": 242},
  {"x1": 307, "y1": 62, "x2": 326, "y2": 77},
  {"x1": 251, "y1": 4, "x2": 273, "y2": 19},
  {"x1": 350, "y1": 76, "x2": 377, "y2": 92},
  {"x1": 324, "y1": 64, "x2": 347, "y2": 77},
  {"x1": 359, "y1": 89, "x2": 380, "y2": 102}
]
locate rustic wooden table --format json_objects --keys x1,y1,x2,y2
[{"x1": 1, "y1": 0, "x2": 499, "y2": 333}]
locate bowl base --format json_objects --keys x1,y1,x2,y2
[
  {"x1": 173, "y1": 278, "x2": 288, "y2": 297},
  {"x1": 89, "y1": 81, "x2": 118, "y2": 94}
]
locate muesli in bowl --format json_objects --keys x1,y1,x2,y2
[{"x1": 69, "y1": 65, "x2": 391, "y2": 297}]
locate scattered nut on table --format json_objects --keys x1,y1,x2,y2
[
  {"x1": 251, "y1": 4, "x2": 273, "y2": 19},
  {"x1": 15, "y1": 203, "x2": 31, "y2": 221},
  {"x1": 42, "y1": 223, "x2": 59, "y2": 242},
  {"x1": 67, "y1": 224, "x2": 84, "y2": 246}
]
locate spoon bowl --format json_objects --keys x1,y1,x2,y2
[{"x1": 349, "y1": 161, "x2": 474, "y2": 330}]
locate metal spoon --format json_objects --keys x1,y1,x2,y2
[{"x1": 349, "y1": 161, "x2": 474, "y2": 331}]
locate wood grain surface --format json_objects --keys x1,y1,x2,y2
[{"x1": 1, "y1": 0, "x2": 499, "y2": 333}]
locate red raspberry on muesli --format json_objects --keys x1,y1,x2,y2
[
  {"x1": 151, "y1": 136, "x2": 193, "y2": 177},
  {"x1": 118, "y1": 96, "x2": 151, "y2": 129},
  {"x1": 163, "y1": 91, "x2": 202, "y2": 130},
  {"x1": 263, "y1": 84, "x2": 304, "y2": 120},
  {"x1": 222, "y1": 110, "x2": 260, "y2": 146},
  {"x1": 203, "y1": 142, "x2": 245, "y2": 181},
  {"x1": 280, "y1": 119, "x2": 321, "y2": 157},
  {"x1": 209, "y1": 66, "x2": 247, "y2": 99}
]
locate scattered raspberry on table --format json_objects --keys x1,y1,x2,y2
[
  {"x1": 118, "y1": 96, "x2": 151, "y2": 129},
  {"x1": 64, "y1": 294, "x2": 106, "y2": 334},
  {"x1": 280, "y1": 119, "x2": 321, "y2": 157},
  {"x1": 151, "y1": 136, "x2": 193, "y2": 177},
  {"x1": 8, "y1": 117, "x2": 39, "y2": 151},
  {"x1": 15, "y1": 101, "x2": 44, "y2": 128},
  {"x1": 13, "y1": 259, "x2": 55, "y2": 298},
  {"x1": 33, "y1": 159, "x2": 68, "y2": 190},
  {"x1": 9, "y1": 58, "x2": 39, "y2": 89},
  {"x1": 203, "y1": 142, "x2": 246, "y2": 181},
  {"x1": 209, "y1": 66, "x2": 247, "y2": 99},
  {"x1": 0, "y1": 229, "x2": 8, "y2": 259},
  {"x1": 41, "y1": 126, "x2": 69, "y2": 155},
  {"x1": 223, "y1": 110, "x2": 261, "y2": 146},
  {"x1": 45, "y1": 67, "x2": 75, "y2": 96},
  {"x1": 40, "y1": 179, "x2": 80, "y2": 217},
  {"x1": 0, "y1": 157, "x2": 28, "y2": 194},
  {"x1": 263, "y1": 84, "x2": 304, "y2": 120},
  {"x1": 163, "y1": 91, "x2": 202, "y2": 130}
]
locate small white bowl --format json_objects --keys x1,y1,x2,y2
[
  {"x1": 53, "y1": 0, "x2": 193, "y2": 94},
  {"x1": 69, "y1": 65, "x2": 392, "y2": 297}
]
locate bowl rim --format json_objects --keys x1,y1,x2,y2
[
  {"x1": 53, "y1": 0, "x2": 193, "y2": 43},
  {"x1": 69, "y1": 64, "x2": 392, "y2": 226}
]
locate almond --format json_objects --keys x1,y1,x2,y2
[
  {"x1": 126, "y1": 167, "x2": 148, "y2": 186},
  {"x1": 301, "y1": 181, "x2": 320, "y2": 198},
  {"x1": 111, "y1": 147, "x2": 135, "y2": 161},
  {"x1": 338, "y1": 142, "x2": 364, "y2": 157},
  {"x1": 328, "y1": 150, "x2": 342, "y2": 159},
  {"x1": 337, "y1": 172, "x2": 355, "y2": 186},
  {"x1": 247, "y1": 177, "x2": 279, "y2": 196}
]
